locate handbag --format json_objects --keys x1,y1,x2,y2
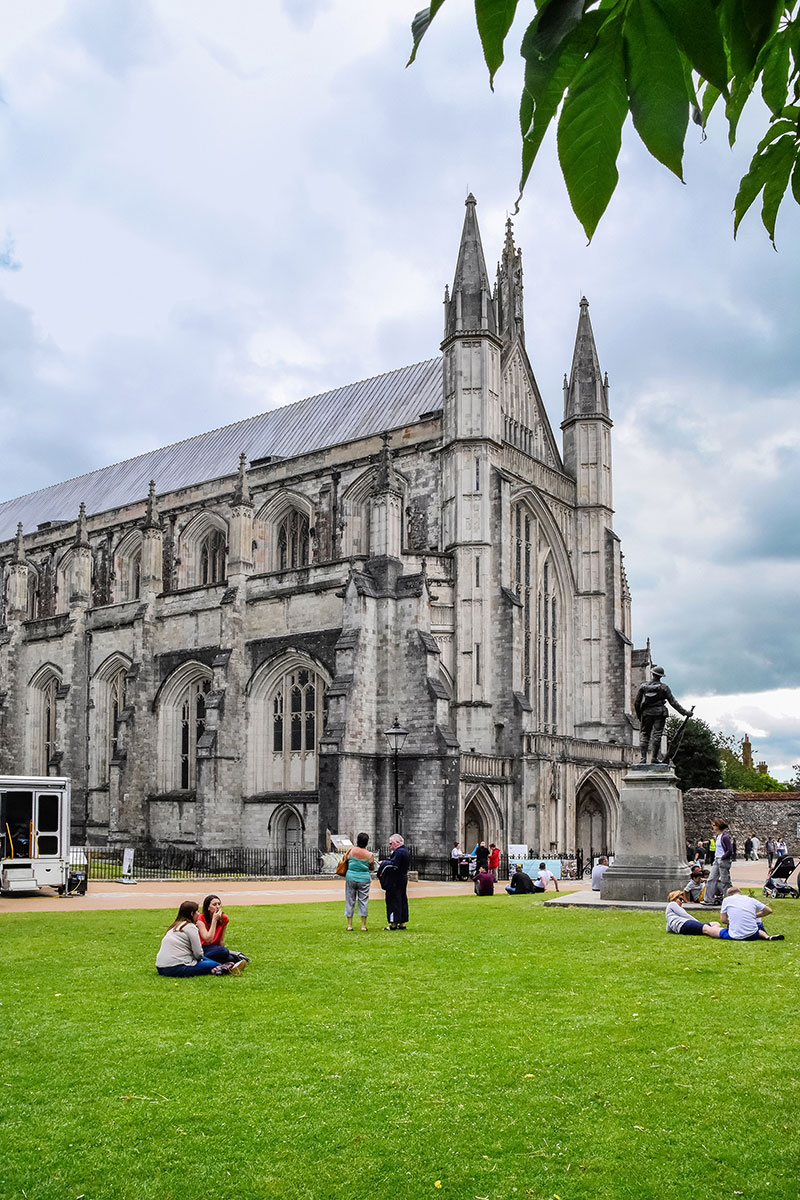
[{"x1": 335, "y1": 851, "x2": 350, "y2": 877}]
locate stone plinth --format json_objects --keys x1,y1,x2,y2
[{"x1": 601, "y1": 764, "x2": 687, "y2": 902}]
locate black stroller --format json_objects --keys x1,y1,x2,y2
[{"x1": 763, "y1": 856, "x2": 799, "y2": 900}]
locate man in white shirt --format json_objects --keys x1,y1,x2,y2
[
  {"x1": 591, "y1": 856, "x2": 609, "y2": 891},
  {"x1": 719, "y1": 887, "x2": 784, "y2": 941},
  {"x1": 532, "y1": 861, "x2": 560, "y2": 892},
  {"x1": 751, "y1": 835, "x2": 761, "y2": 860},
  {"x1": 450, "y1": 842, "x2": 463, "y2": 881}
]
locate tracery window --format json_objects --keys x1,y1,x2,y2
[
  {"x1": 513, "y1": 505, "x2": 533, "y2": 700},
  {"x1": 90, "y1": 659, "x2": 131, "y2": 786},
  {"x1": 28, "y1": 669, "x2": 61, "y2": 775},
  {"x1": 27, "y1": 570, "x2": 40, "y2": 620},
  {"x1": 247, "y1": 656, "x2": 328, "y2": 793},
  {"x1": 157, "y1": 664, "x2": 213, "y2": 792},
  {"x1": 512, "y1": 503, "x2": 560, "y2": 732},
  {"x1": 538, "y1": 560, "x2": 558, "y2": 733},
  {"x1": 200, "y1": 530, "x2": 226, "y2": 585},
  {"x1": 277, "y1": 511, "x2": 309, "y2": 571}
]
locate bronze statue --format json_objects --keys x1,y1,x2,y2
[{"x1": 634, "y1": 666, "x2": 693, "y2": 764}]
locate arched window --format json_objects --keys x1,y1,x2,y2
[
  {"x1": 512, "y1": 502, "x2": 561, "y2": 733},
  {"x1": 200, "y1": 529, "x2": 226, "y2": 585},
  {"x1": 27, "y1": 667, "x2": 61, "y2": 775},
  {"x1": 277, "y1": 511, "x2": 309, "y2": 571},
  {"x1": 90, "y1": 657, "x2": 130, "y2": 786},
  {"x1": 114, "y1": 531, "x2": 143, "y2": 602},
  {"x1": 247, "y1": 655, "x2": 329, "y2": 793},
  {"x1": 156, "y1": 663, "x2": 213, "y2": 792},
  {"x1": 27, "y1": 568, "x2": 40, "y2": 620}
]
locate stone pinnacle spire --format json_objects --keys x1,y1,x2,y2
[
  {"x1": 74, "y1": 502, "x2": 89, "y2": 547},
  {"x1": 13, "y1": 522, "x2": 25, "y2": 564},
  {"x1": 144, "y1": 480, "x2": 160, "y2": 529},
  {"x1": 372, "y1": 432, "x2": 400, "y2": 495},
  {"x1": 443, "y1": 193, "x2": 497, "y2": 339},
  {"x1": 563, "y1": 296, "x2": 609, "y2": 425},
  {"x1": 496, "y1": 216, "x2": 525, "y2": 349},
  {"x1": 233, "y1": 453, "x2": 251, "y2": 506}
]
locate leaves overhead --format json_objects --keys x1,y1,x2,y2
[{"x1": 408, "y1": 0, "x2": 800, "y2": 243}]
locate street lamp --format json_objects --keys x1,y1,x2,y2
[{"x1": 384, "y1": 715, "x2": 408, "y2": 835}]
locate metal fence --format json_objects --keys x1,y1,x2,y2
[{"x1": 68, "y1": 845, "x2": 323, "y2": 881}]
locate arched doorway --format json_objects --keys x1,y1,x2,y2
[
  {"x1": 462, "y1": 786, "x2": 503, "y2": 854},
  {"x1": 272, "y1": 805, "x2": 304, "y2": 868},
  {"x1": 464, "y1": 798, "x2": 483, "y2": 853},
  {"x1": 576, "y1": 773, "x2": 616, "y2": 856}
]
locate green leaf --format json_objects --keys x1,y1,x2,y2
[
  {"x1": 761, "y1": 135, "x2": 797, "y2": 245},
  {"x1": 699, "y1": 81, "x2": 722, "y2": 125},
  {"x1": 652, "y1": 0, "x2": 729, "y2": 92},
  {"x1": 557, "y1": 11, "x2": 628, "y2": 239},
  {"x1": 623, "y1": 0, "x2": 690, "y2": 178},
  {"x1": 475, "y1": 0, "x2": 521, "y2": 86},
  {"x1": 791, "y1": 158, "x2": 800, "y2": 206},
  {"x1": 760, "y1": 32, "x2": 791, "y2": 116},
  {"x1": 734, "y1": 134, "x2": 795, "y2": 244},
  {"x1": 407, "y1": 1, "x2": 448, "y2": 67},
  {"x1": 726, "y1": 72, "x2": 754, "y2": 145},
  {"x1": 521, "y1": 0, "x2": 587, "y2": 61},
  {"x1": 720, "y1": 0, "x2": 782, "y2": 78},
  {"x1": 519, "y1": 10, "x2": 605, "y2": 195}
]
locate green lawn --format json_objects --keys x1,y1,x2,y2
[{"x1": 2, "y1": 895, "x2": 798, "y2": 1200}]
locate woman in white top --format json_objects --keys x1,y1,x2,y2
[
  {"x1": 665, "y1": 890, "x2": 722, "y2": 938},
  {"x1": 156, "y1": 901, "x2": 245, "y2": 977}
]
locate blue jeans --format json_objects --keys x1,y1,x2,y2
[
  {"x1": 202, "y1": 945, "x2": 236, "y2": 963},
  {"x1": 720, "y1": 921, "x2": 766, "y2": 941},
  {"x1": 157, "y1": 957, "x2": 219, "y2": 977}
]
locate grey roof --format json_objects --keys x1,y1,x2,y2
[{"x1": 0, "y1": 358, "x2": 442, "y2": 542}]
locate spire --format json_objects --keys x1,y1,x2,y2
[
  {"x1": 372, "y1": 432, "x2": 400, "y2": 495},
  {"x1": 144, "y1": 480, "x2": 160, "y2": 529},
  {"x1": 443, "y1": 193, "x2": 497, "y2": 340},
  {"x1": 563, "y1": 296, "x2": 609, "y2": 425},
  {"x1": 74, "y1": 502, "x2": 88, "y2": 547},
  {"x1": 496, "y1": 216, "x2": 525, "y2": 349},
  {"x1": 13, "y1": 522, "x2": 25, "y2": 564},
  {"x1": 233, "y1": 453, "x2": 251, "y2": 506}
]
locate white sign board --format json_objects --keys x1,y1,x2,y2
[{"x1": 122, "y1": 847, "x2": 135, "y2": 877}]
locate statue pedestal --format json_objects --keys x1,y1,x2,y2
[{"x1": 601, "y1": 764, "x2": 687, "y2": 902}]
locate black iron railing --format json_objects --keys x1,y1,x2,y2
[{"x1": 68, "y1": 845, "x2": 323, "y2": 881}]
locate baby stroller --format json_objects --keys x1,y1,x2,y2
[{"x1": 763, "y1": 856, "x2": 799, "y2": 900}]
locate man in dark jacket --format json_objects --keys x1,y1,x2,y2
[
  {"x1": 380, "y1": 833, "x2": 410, "y2": 930},
  {"x1": 505, "y1": 866, "x2": 535, "y2": 895}
]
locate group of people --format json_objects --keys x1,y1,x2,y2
[
  {"x1": 339, "y1": 832, "x2": 410, "y2": 932},
  {"x1": 665, "y1": 886, "x2": 783, "y2": 941},
  {"x1": 503, "y1": 862, "x2": 560, "y2": 895},
  {"x1": 155, "y1": 894, "x2": 250, "y2": 977}
]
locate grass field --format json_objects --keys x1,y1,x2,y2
[{"x1": 2, "y1": 893, "x2": 798, "y2": 1200}]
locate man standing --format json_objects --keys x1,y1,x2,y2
[
  {"x1": 381, "y1": 833, "x2": 410, "y2": 931},
  {"x1": 591, "y1": 856, "x2": 609, "y2": 891},
  {"x1": 703, "y1": 819, "x2": 734, "y2": 908},
  {"x1": 765, "y1": 837, "x2": 777, "y2": 869},
  {"x1": 634, "y1": 666, "x2": 693, "y2": 764},
  {"x1": 475, "y1": 841, "x2": 490, "y2": 872},
  {"x1": 450, "y1": 841, "x2": 463, "y2": 881},
  {"x1": 751, "y1": 834, "x2": 761, "y2": 860}
]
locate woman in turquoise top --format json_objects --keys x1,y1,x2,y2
[{"x1": 344, "y1": 832, "x2": 375, "y2": 931}]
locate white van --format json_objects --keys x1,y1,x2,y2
[{"x1": 0, "y1": 776, "x2": 71, "y2": 894}]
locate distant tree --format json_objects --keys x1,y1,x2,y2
[
  {"x1": 665, "y1": 715, "x2": 723, "y2": 791},
  {"x1": 715, "y1": 733, "x2": 788, "y2": 791},
  {"x1": 790, "y1": 764, "x2": 800, "y2": 789},
  {"x1": 409, "y1": 1, "x2": 800, "y2": 244}
]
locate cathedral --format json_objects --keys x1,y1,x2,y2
[{"x1": 0, "y1": 197, "x2": 649, "y2": 857}]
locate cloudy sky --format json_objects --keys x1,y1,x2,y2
[{"x1": 1, "y1": 0, "x2": 798, "y2": 778}]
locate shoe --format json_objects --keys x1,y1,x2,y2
[
  {"x1": 231, "y1": 952, "x2": 251, "y2": 963},
  {"x1": 768, "y1": 934, "x2": 785, "y2": 941},
  {"x1": 383, "y1": 925, "x2": 398, "y2": 931},
  {"x1": 211, "y1": 965, "x2": 225, "y2": 975},
  {"x1": 229, "y1": 959, "x2": 247, "y2": 975},
  {"x1": 396, "y1": 924, "x2": 407, "y2": 930}
]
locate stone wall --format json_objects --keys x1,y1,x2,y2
[{"x1": 683, "y1": 790, "x2": 800, "y2": 854}]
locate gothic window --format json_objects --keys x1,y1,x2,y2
[
  {"x1": 277, "y1": 511, "x2": 309, "y2": 571},
  {"x1": 538, "y1": 559, "x2": 559, "y2": 733},
  {"x1": 27, "y1": 569, "x2": 40, "y2": 620},
  {"x1": 156, "y1": 663, "x2": 213, "y2": 792},
  {"x1": 247, "y1": 655, "x2": 329, "y2": 794},
  {"x1": 89, "y1": 659, "x2": 130, "y2": 786},
  {"x1": 27, "y1": 668, "x2": 61, "y2": 775},
  {"x1": 200, "y1": 529, "x2": 226, "y2": 585},
  {"x1": 512, "y1": 502, "x2": 560, "y2": 733}
]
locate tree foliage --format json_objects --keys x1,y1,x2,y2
[
  {"x1": 665, "y1": 715, "x2": 723, "y2": 791},
  {"x1": 715, "y1": 732, "x2": 789, "y2": 791},
  {"x1": 408, "y1": 0, "x2": 800, "y2": 244}
]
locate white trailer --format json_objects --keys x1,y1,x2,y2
[{"x1": 0, "y1": 776, "x2": 71, "y2": 894}]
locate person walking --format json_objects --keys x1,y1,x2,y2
[
  {"x1": 343, "y1": 832, "x2": 375, "y2": 932},
  {"x1": 765, "y1": 837, "x2": 777, "y2": 869},
  {"x1": 703, "y1": 819, "x2": 734, "y2": 908},
  {"x1": 744, "y1": 836, "x2": 754, "y2": 861},
  {"x1": 751, "y1": 834, "x2": 761, "y2": 860}
]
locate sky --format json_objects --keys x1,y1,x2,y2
[{"x1": 0, "y1": 0, "x2": 798, "y2": 779}]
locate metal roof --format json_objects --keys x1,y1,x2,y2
[{"x1": 0, "y1": 358, "x2": 442, "y2": 542}]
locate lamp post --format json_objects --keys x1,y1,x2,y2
[{"x1": 384, "y1": 715, "x2": 408, "y2": 835}]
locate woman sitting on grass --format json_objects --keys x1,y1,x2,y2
[
  {"x1": 665, "y1": 890, "x2": 722, "y2": 938},
  {"x1": 156, "y1": 901, "x2": 246, "y2": 977},
  {"x1": 196, "y1": 894, "x2": 250, "y2": 964}
]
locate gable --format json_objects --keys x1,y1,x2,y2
[{"x1": 500, "y1": 343, "x2": 563, "y2": 471}]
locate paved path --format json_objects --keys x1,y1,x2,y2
[{"x1": 0, "y1": 859, "x2": 774, "y2": 916}]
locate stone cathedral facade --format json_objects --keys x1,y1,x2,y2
[{"x1": 0, "y1": 197, "x2": 649, "y2": 856}]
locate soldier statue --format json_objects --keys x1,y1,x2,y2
[{"x1": 634, "y1": 666, "x2": 693, "y2": 764}]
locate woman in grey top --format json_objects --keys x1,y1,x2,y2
[{"x1": 156, "y1": 901, "x2": 244, "y2": 977}]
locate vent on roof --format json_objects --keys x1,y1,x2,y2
[
  {"x1": 37, "y1": 520, "x2": 71, "y2": 531},
  {"x1": 418, "y1": 409, "x2": 442, "y2": 421},
  {"x1": 250, "y1": 455, "x2": 285, "y2": 467}
]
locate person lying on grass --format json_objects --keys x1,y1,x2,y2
[
  {"x1": 719, "y1": 887, "x2": 784, "y2": 941},
  {"x1": 665, "y1": 890, "x2": 722, "y2": 937},
  {"x1": 156, "y1": 900, "x2": 247, "y2": 977},
  {"x1": 196, "y1": 894, "x2": 250, "y2": 964}
]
